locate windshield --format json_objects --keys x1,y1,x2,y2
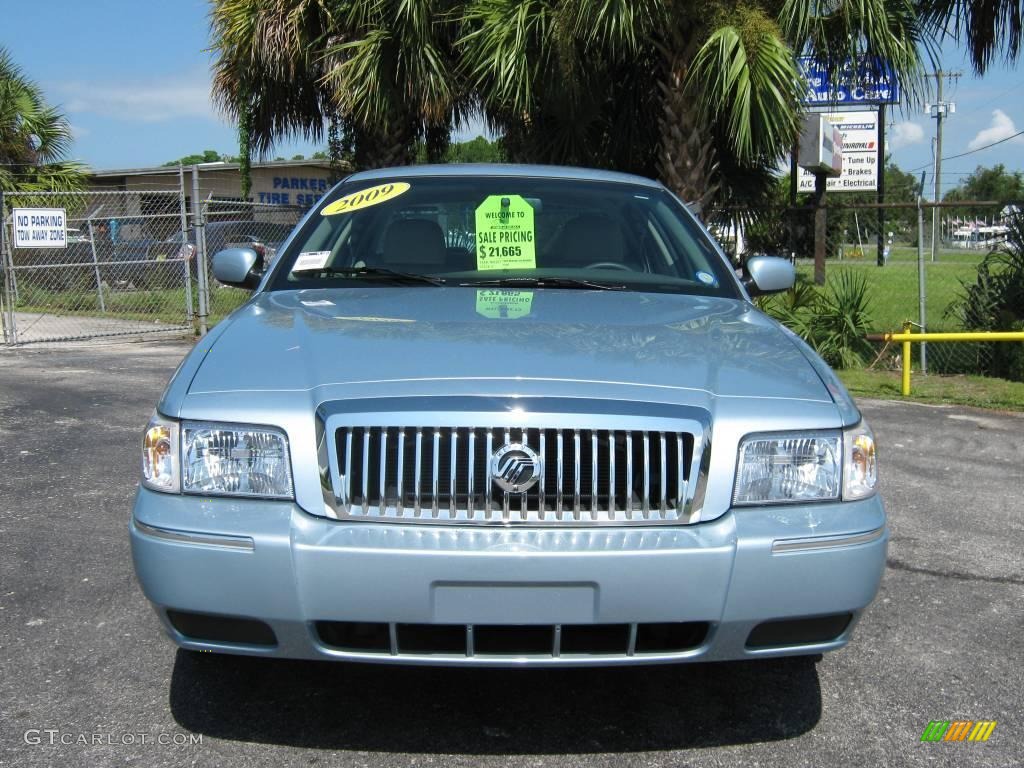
[{"x1": 268, "y1": 175, "x2": 741, "y2": 298}]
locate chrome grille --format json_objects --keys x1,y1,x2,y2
[{"x1": 331, "y1": 426, "x2": 696, "y2": 525}]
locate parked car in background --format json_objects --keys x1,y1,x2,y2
[
  {"x1": 10, "y1": 226, "x2": 108, "y2": 293},
  {"x1": 104, "y1": 221, "x2": 296, "y2": 290},
  {"x1": 132, "y1": 165, "x2": 885, "y2": 667}
]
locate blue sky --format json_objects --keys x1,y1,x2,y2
[{"x1": 4, "y1": 0, "x2": 1023, "y2": 198}]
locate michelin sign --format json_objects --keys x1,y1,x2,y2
[{"x1": 798, "y1": 111, "x2": 879, "y2": 192}]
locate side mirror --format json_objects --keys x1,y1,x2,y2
[
  {"x1": 743, "y1": 255, "x2": 795, "y2": 296},
  {"x1": 212, "y1": 247, "x2": 263, "y2": 290}
]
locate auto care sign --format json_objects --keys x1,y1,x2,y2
[
  {"x1": 797, "y1": 112, "x2": 879, "y2": 193},
  {"x1": 13, "y1": 208, "x2": 68, "y2": 248}
]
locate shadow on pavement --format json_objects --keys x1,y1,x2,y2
[{"x1": 169, "y1": 651, "x2": 821, "y2": 753}]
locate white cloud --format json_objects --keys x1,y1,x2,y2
[
  {"x1": 968, "y1": 109, "x2": 1024, "y2": 151},
  {"x1": 52, "y1": 74, "x2": 217, "y2": 123},
  {"x1": 889, "y1": 121, "x2": 925, "y2": 150}
]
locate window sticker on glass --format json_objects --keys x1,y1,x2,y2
[
  {"x1": 696, "y1": 270, "x2": 718, "y2": 286},
  {"x1": 321, "y1": 182, "x2": 411, "y2": 216},
  {"x1": 293, "y1": 251, "x2": 331, "y2": 271},
  {"x1": 474, "y1": 195, "x2": 536, "y2": 270},
  {"x1": 475, "y1": 289, "x2": 534, "y2": 319}
]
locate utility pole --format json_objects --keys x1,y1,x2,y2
[{"x1": 926, "y1": 70, "x2": 960, "y2": 262}]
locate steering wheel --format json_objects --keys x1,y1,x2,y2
[{"x1": 583, "y1": 261, "x2": 634, "y2": 271}]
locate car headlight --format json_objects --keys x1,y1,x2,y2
[
  {"x1": 733, "y1": 424, "x2": 877, "y2": 505},
  {"x1": 140, "y1": 415, "x2": 293, "y2": 499},
  {"x1": 142, "y1": 413, "x2": 180, "y2": 493},
  {"x1": 182, "y1": 421, "x2": 293, "y2": 498},
  {"x1": 842, "y1": 422, "x2": 877, "y2": 500}
]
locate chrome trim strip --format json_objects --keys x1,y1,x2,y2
[
  {"x1": 608, "y1": 431, "x2": 616, "y2": 515},
  {"x1": 503, "y1": 428, "x2": 511, "y2": 523},
  {"x1": 396, "y1": 428, "x2": 405, "y2": 514},
  {"x1": 361, "y1": 430, "x2": 370, "y2": 515},
  {"x1": 538, "y1": 430, "x2": 546, "y2": 520},
  {"x1": 449, "y1": 429, "x2": 458, "y2": 519},
  {"x1": 625, "y1": 432, "x2": 633, "y2": 519},
  {"x1": 485, "y1": 429, "x2": 493, "y2": 517},
  {"x1": 134, "y1": 520, "x2": 254, "y2": 551},
  {"x1": 521, "y1": 426, "x2": 530, "y2": 521},
  {"x1": 431, "y1": 429, "x2": 440, "y2": 518},
  {"x1": 343, "y1": 430, "x2": 353, "y2": 513},
  {"x1": 556, "y1": 431, "x2": 564, "y2": 520},
  {"x1": 572, "y1": 429, "x2": 581, "y2": 521},
  {"x1": 467, "y1": 429, "x2": 476, "y2": 516},
  {"x1": 772, "y1": 526, "x2": 886, "y2": 553},
  {"x1": 379, "y1": 428, "x2": 388, "y2": 512},
  {"x1": 414, "y1": 428, "x2": 423, "y2": 515},
  {"x1": 659, "y1": 431, "x2": 667, "y2": 518},
  {"x1": 642, "y1": 431, "x2": 650, "y2": 519},
  {"x1": 676, "y1": 433, "x2": 685, "y2": 516}
]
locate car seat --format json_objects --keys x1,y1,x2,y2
[
  {"x1": 378, "y1": 218, "x2": 448, "y2": 273},
  {"x1": 546, "y1": 214, "x2": 635, "y2": 269}
]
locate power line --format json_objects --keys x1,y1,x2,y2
[{"x1": 941, "y1": 129, "x2": 1024, "y2": 161}]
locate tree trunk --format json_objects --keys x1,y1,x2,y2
[
  {"x1": 351, "y1": 112, "x2": 418, "y2": 170},
  {"x1": 656, "y1": 40, "x2": 720, "y2": 217}
]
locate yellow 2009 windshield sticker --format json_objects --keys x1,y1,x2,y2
[
  {"x1": 321, "y1": 182, "x2": 411, "y2": 215},
  {"x1": 474, "y1": 195, "x2": 536, "y2": 270}
]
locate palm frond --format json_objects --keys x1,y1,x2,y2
[
  {"x1": 918, "y1": 0, "x2": 1022, "y2": 74},
  {"x1": 687, "y1": 18, "x2": 803, "y2": 166}
]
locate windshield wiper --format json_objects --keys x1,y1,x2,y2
[
  {"x1": 290, "y1": 266, "x2": 447, "y2": 286},
  {"x1": 464, "y1": 276, "x2": 627, "y2": 291}
]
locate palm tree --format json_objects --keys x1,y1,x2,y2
[
  {"x1": 0, "y1": 47, "x2": 87, "y2": 194},
  {"x1": 917, "y1": 0, "x2": 1022, "y2": 73},
  {"x1": 460, "y1": 0, "x2": 932, "y2": 213},
  {"x1": 211, "y1": 0, "x2": 932, "y2": 214},
  {"x1": 210, "y1": 0, "x2": 467, "y2": 171}
]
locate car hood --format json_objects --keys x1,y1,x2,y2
[{"x1": 185, "y1": 287, "x2": 831, "y2": 404}]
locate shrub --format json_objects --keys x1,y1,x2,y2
[
  {"x1": 760, "y1": 272, "x2": 875, "y2": 369},
  {"x1": 945, "y1": 214, "x2": 1024, "y2": 381}
]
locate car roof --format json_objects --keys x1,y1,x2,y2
[{"x1": 344, "y1": 163, "x2": 664, "y2": 189}]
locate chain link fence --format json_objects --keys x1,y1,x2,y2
[
  {"x1": 0, "y1": 189, "x2": 309, "y2": 346},
  {"x1": 195, "y1": 200, "x2": 308, "y2": 328},
  {"x1": 734, "y1": 199, "x2": 1021, "y2": 377},
  {"x1": 2, "y1": 190, "x2": 193, "y2": 344}
]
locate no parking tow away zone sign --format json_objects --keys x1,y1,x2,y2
[{"x1": 13, "y1": 208, "x2": 68, "y2": 248}]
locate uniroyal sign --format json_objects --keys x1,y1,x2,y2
[{"x1": 798, "y1": 111, "x2": 879, "y2": 193}]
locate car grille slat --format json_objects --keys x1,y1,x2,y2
[{"x1": 332, "y1": 425, "x2": 696, "y2": 526}]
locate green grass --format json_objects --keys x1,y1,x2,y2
[
  {"x1": 796, "y1": 249, "x2": 983, "y2": 333},
  {"x1": 12, "y1": 284, "x2": 249, "y2": 328},
  {"x1": 838, "y1": 368, "x2": 1024, "y2": 411}
]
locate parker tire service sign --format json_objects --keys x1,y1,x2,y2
[
  {"x1": 798, "y1": 111, "x2": 879, "y2": 193},
  {"x1": 13, "y1": 208, "x2": 68, "y2": 248}
]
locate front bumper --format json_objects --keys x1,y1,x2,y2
[{"x1": 130, "y1": 487, "x2": 887, "y2": 666}]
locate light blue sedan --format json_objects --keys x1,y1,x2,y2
[{"x1": 131, "y1": 165, "x2": 884, "y2": 666}]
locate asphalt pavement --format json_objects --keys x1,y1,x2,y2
[{"x1": 0, "y1": 340, "x2": 1021, "y2": 767}]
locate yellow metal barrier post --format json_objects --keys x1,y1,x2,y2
[
  {"x1": 901, "y1": 322, "x2": 912, "y2": 395},
  {"x1": 882, "y1": 329, "x2": 1024, "y2": 396}
]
